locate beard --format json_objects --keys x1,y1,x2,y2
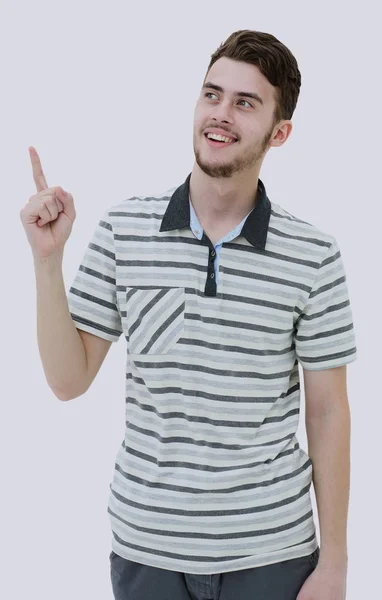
[{"x1": 193, "y1": 122, "x2": 275, "y2": 179}]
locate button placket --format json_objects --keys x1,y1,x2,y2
[{"x1": 208, "y1": 247, "x2": 216, "y2": 280}]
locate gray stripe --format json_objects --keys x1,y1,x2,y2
[{"x1": 66, "y1": 192, "x2": 356, "y2": 572}]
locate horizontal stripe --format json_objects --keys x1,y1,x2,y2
[{"x1": 66, "y1": 174, "x2": 356, "y2": 573}]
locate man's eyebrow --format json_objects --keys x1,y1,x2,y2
[{"x1": 202, "y1": 81, "x2": 264, "y2": 106}]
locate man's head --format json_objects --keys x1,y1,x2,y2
[{"x1": 193, "y1": 30, "x2": 301, "y2": 179}]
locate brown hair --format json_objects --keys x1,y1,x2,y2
[{"x1": 204, "y1": 30, "x2": 302, "y2": 126}]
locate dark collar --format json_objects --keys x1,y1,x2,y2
[{"x1": 159, "y1": 172, "x2": 271, "y2": 250}]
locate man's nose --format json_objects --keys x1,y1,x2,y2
[{"x1": 210, "y1": 100, "x2": 233, "y2": 122}]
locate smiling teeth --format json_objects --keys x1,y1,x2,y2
[{"x1": 207, "y1": 133, "x2": 235, "y2": 143}]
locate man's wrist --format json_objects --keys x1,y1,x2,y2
[{"x1": 318, "y1": 546, "x2": 348, "y2": 569}]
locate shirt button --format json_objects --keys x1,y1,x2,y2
[{"x1": 194, "y1": 230, "x2": 200, "y2": 235}]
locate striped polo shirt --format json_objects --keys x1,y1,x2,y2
[{"x1": 67, "y1": 172, "x2": 357, "y2": 574}]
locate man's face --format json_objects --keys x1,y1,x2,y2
[{"x1": 193, "y1": 57, "x2": 281, "y2": 178}]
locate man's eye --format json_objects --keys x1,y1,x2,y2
[{"x1": 237, "y1": 99, "x2": 253, "y2": 108}]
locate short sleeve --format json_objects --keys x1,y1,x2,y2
[
  {"x1": 294, "y1": 237, "x2": 357, "y2": 370},
  {"x1": 67, "y1": 209, "x2": 123, "y2": 342}
]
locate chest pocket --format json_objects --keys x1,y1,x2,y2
[{"x1": 124, "y1": 287, "x2": 185, "y2": 355}]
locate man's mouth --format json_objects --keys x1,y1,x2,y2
[{"x1": 204, "y1": 133, "x2": 238, "y2": 148}]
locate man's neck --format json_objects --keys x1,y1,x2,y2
[{"x1": 189, "y1": 163, "x2": 260, "y2": 226}]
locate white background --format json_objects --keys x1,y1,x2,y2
[{"x1": 1, "y1": 1, "x2": 379, "y2": 598}]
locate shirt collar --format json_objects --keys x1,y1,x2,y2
[{"x1": 159, "y1": 172, "x2": 271, "y2": 250}]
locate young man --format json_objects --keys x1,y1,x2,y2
[{"x1": 25, "y1": 29, "x2": 356, "y2": 600}]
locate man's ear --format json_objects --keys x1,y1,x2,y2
[{"x1": 270, "y1": 120, "x2": 293, "y2": 148}]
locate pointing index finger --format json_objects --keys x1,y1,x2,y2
[{"x1": 29, "y1": 146, "x2": 48, "y2": 192}]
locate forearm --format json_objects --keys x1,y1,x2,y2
[
  {"x1": 306, "y1": 404, "x2": 351, "y2": 567},
  {"x1": 34, "y1": 250, "x2": 88, "y2": 400}
]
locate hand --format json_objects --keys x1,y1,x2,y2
[
  {"x1": 20, "y1": 146, "x2": 76, "y2": 260},
  {"x1": 296, "y1": 562, "x2": 347, "y2": 600}
]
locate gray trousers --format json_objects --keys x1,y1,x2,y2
[{"x1": 110, "y1": 547, "x2": 320, "y2": 600}]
